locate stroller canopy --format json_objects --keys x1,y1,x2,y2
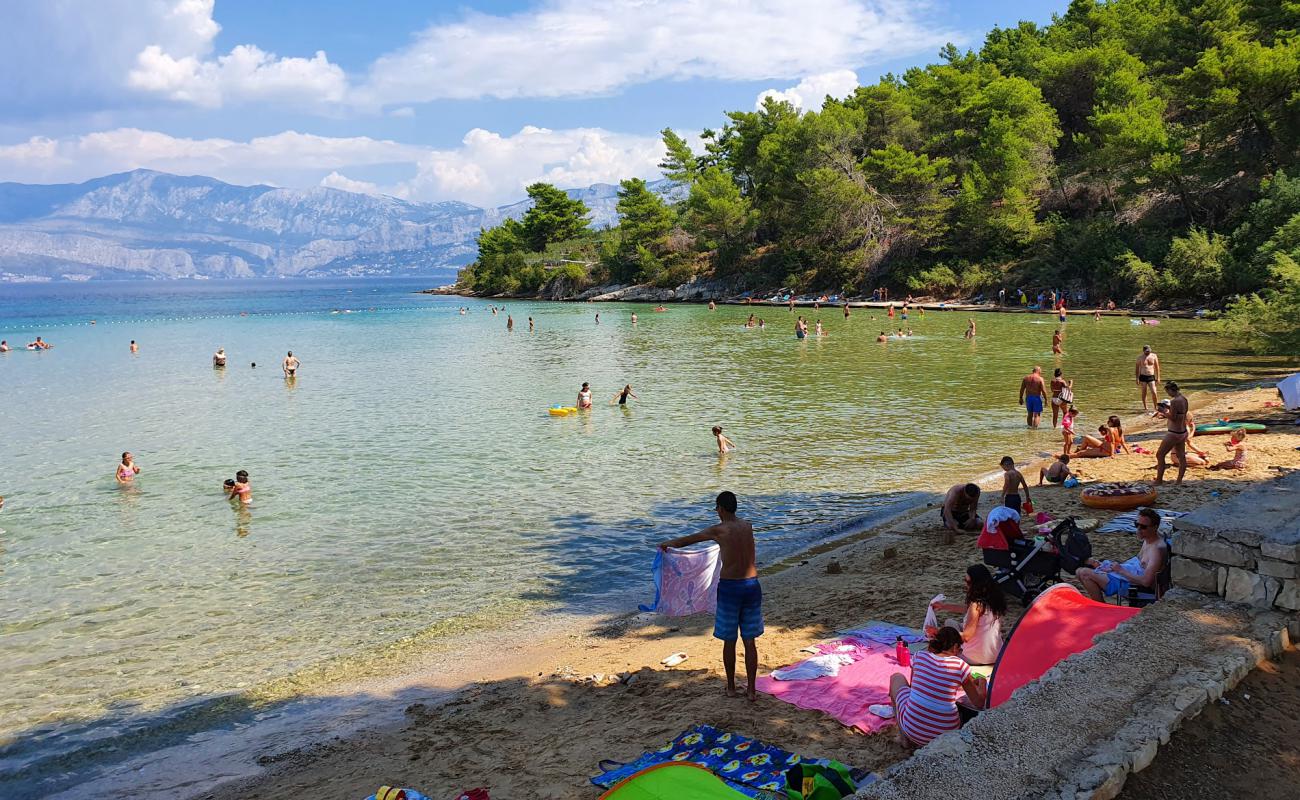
[{"x1": 987, "y1": 584, "x2": 1139, "y2": 708}]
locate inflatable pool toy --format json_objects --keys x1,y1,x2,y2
[
  {"x1": 1080, "y1": 482, "x2": 1157, "y2": 511},
  {"x1": 1195, "y1": 420, "x2": 1267, "y2": 435},
  {"x1": 548, "y1": 406, "x2": 578, "y2": 416}
]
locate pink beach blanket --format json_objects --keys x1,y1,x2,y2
[
  {"x1": 756, "y1": 639, "x2": 902, "y2": 734},
  {"x1": 638, "y1": 544, "x2": 721, "y2": 616}
]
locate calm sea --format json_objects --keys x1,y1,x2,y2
[{"x1": 0, "y1": 278, "x2": 1270, "y2": 795}]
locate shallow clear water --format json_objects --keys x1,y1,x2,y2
[{"x1": 0, "y1": 279, "x2": 1271, "y2": 791}]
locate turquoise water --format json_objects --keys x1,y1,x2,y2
[{"x1": 0, "y1": 279, "x2": 1271, "y2": 793}]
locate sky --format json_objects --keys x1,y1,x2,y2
[{"x1": 0, "y1": 0, "x2": 1072, "y2": 208}]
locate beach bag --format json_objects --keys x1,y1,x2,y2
[
  {"x1": 784, "y1": 761, "x2": 855, "y2": 799},
  {"x1": 1057, "y1": 385, "x2": 1074, "y2": 405},
  {"x1": 1054, "y1": 519, "x2": 1092, "y2": 574}
]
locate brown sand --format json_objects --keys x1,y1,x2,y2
[
  {"x1": 1120, "y1": 647, "x2": 1300, "y2": 800},
  {"x1": 199, "y1": 387, "x2": 1300, "y2": 800}
]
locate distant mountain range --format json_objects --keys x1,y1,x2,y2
[{"x1": 0, "y1": 170, "x2": 679, "y2": 282}]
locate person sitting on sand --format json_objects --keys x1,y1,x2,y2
[
  {"x1": 1061, "y1": 407, "x2": 1079, "y2": 455},
  {"x1": 577, "y1": 382, "x2": 593, "y2": 409},
  {"x1": 611, "y1": 384, "x2": 638, "y2": 406},
  {"x1": 712, "y1": 425, "x2": 736, "y2": 454},
  {"x1": 941, "y1": 483, "x2": 983, "y2": 532},
  {"x1": 1210, "y1": 430, "x2": 1249, "y2": 471},
  {"x1": 115, "y1": 451, "x2": 141, "y2": 484},
  {"x1": 872, "y1": 626, "x2": 987, "y2": 745},
  {"x1": 926, "y1": 565, "x2": 1007, "y2": 665},
  {"x1": 1076, "y1": 507, "x2": 1167, "y2": 601},
  {"x1": 1039, "y1": 453, "x2": 1073, "y2": 485},
  {"x1": 659, "y1": 491, "x2": 761, "y2": 701},
  {"x1": 1107, "y1": 416, "x2": 1131, "y2": 455},
  {"x1": 1073, "y1": 425, "x2": 1116, "y2": 458},
  {"x1": 999, "y1": 456, "x2": 1031, "y2": 511}
]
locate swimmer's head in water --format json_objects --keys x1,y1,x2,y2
[
  {"x1": 715, "y1": 491, "x2": 738, "y2": 514},
  {"x1": 963, "y1": 483, "x2": 980, "y2": 498},
  {"x1": 1000, "y1": 456, "x2": 1015, "y2": 469},
  {"x1": 235, "y1": 470, "x2": 249, "y2": 482},
  {"x1": 712, "y1": 426, "x2": 722, "y2": 435},
  {"x1": 224, "y1": 479, "x2": 236, "y2": 488}
]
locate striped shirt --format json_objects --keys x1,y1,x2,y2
[{"x1": 897, "y1": 650, "x2": 971, "y2": 745}]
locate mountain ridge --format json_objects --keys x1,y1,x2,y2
[{"x1": 0, "y1": 170, "x2": 676, "y2": 282}]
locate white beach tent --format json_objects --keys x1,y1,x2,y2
[{"x1": 1279, "y1": 373, "x2": 1300, "y2": 410}]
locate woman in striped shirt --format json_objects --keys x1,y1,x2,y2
[{"x1": 889, "y1": 626, "x2": 987, "y2": 747}]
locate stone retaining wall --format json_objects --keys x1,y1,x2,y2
[
  {"x1": 1170, "y1": 471, "x2": 1300, "y2": 611},
  {"x1": 853, "y1": 591, "x2": 1297, "y2": 800}
]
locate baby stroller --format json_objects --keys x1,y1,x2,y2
[{"x1": 984, "y1": 517, "x2": 1092, "y2": 605}]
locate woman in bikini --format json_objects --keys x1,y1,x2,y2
[
  {"x1": 115, "y1": 452, "x2": 141, "y2": 484},
  {"x1": 610, "y1": 384, "x2": 638, "y2": 406},
  {"x1": 1073, "y1": 425, "x2": 1115, "y2": 458},
  {"x1": 1106, "y1": 416, "x2": 1131, "y2": 455},
  {"x1": 1050, "y1": 368, "x2": 1074, "y2": 428}
]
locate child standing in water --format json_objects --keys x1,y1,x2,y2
[{"x1": 712, "y1": 426, "x2": 736, "y2": 454}]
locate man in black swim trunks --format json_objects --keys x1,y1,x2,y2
[
  {"x1": 941, "y1": 483, "x2": 983, "y2": 532},
  {"x1": 1136, "y1": 345, "x2": 1160, "y2": 410}
]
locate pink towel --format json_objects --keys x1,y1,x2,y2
[
  {"x1": 638, "y1": 544, "x2": 721, "y2": 616},
  {"x1": 756, "y1": 639, "x2": 902, "y2": 734}
]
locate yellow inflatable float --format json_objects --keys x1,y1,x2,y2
[{"x1": 548, "y1": 406, "x2": 578, "y2": 416}]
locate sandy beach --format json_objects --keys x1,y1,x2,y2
[{"x1": 182, "y1": 384, "x2": 1299, "y2": 800}]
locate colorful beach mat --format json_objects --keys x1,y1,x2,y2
[
  {"x1": 835, "y1": 620, "x2": 925, "y2": 645},
  {"x1": 638, "y1": 544, "x2": 721, "y2": 616},
  {"x1": 592, "y1": 724, "x2": 836, "y2": 798},
  {"x1": 756, "y1": 639, "x2": 901, "y2": 735}
]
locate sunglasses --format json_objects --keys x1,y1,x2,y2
[{"x1": 1136, "y1": 521, "x2": 1157, "y2": 529}]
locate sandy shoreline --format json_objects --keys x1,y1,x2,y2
[{"x1": 54, "y1": 385, "x2": 1300, "y2": 800}]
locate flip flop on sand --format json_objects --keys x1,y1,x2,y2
[
  {"x1": 867, "y1": 704, "x2": 895, "y2": 719},
  {"x1": 660, "y1": 652, "x2": 688, "y2": 667}
]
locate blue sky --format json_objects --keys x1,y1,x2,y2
[{"x1": 0, "y1": 0, "x2": 1071, "y2": 206}]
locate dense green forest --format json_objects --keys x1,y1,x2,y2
[{"x1": 457, "y1": 0, "x2": 1300, "y2": 354}]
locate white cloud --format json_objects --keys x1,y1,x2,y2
[
  {"x1": 388, "y1": 106, "x2": 416, "y2": 118},
  {"x1": 354, "y1": 0, "x2": 951, "y2": 107},
  {"x1": 319, "y1": 171, "x2": 384, "y2": 195},
  {"x1": 756, "y1": 69, "x2": 861, "y2": 111},
  {"x1": 0, "y1": 126, "x2": 664, "y2": 207},
  {"x1": 0, "y1": 1, "x2": 955, "y2": 114}
]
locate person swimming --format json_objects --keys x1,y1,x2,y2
[
  {"x1": 130, "y1": 340, "x2": 138, "y2": 353},
  {"x1": 226, "y1": 470, "x2": 252, "y2": 505},
  {"x1": 612, "y1": 384, "x2": 638, "y2": 405},
  {"x1": 0, "y1": 340, "x2": 9, "y2": 352},
  {"x1": 712, "y1": 425, "x2": 736, "y2": 454},
  {"x1": 877, "y1": 331, "x2": 888, "y2": 342},
  {"x1": 115, "y1": 451, "x2": 141, "y2": 484}
]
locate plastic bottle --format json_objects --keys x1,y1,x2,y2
[{"x1": 895, "y1": 636, "x2": 911, "y2": 668}]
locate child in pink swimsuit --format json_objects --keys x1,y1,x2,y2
[{"x1": 1061, "y1": 408, "x2": 1078, "y2": 456}]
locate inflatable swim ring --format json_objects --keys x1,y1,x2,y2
[
  {"x1": 548, "y1": 406, "x2": 578, "y2": 416},
  {"x1": 1080, "y1": 482, "x2": 1157, "y2": 511},
  {"x1": 1195, "y1": 421, "x2": 1267, "y2": 435}
]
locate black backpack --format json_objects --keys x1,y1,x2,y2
[{"x1": 1052, "y1": 518, "x2": 1092, "y2": 574}]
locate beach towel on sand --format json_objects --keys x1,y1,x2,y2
[
  {"x1": 1096, "y1": 509, "x2": 1183, "y2": 535},
  {"x1": 757, "y1": 639, "x2": 902, "y2": 735},
  {"x1": 592, "y1": 724, "x2": 842, "y2": 798},
  {"x1": 836, "y1": 621, "x2": 926, "y2": 645},
  {"x1": 639, "y1": 545, "x2": 721, "y2": 616}
]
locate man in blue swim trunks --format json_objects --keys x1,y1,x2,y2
[
  {"x1": 660, "y1": 491, "x2": 762, "y2": 700},
  {"x1": 1075, "y1": 507, "x2": 1167, "y2": 601},
  {"x1": 1019, "y1": 366, "x2": 1049, "y2": 428}
]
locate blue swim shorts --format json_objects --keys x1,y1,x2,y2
[
  {"x1": 714, "y1": 578, "x2": 764, "y2": 641},
  {"x1": 1026, "y1": 395, "x2": 1044, "y2": 414},
  {"x1": 1103, "y1": 571, "x2": 1131, "y2": 597}
]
